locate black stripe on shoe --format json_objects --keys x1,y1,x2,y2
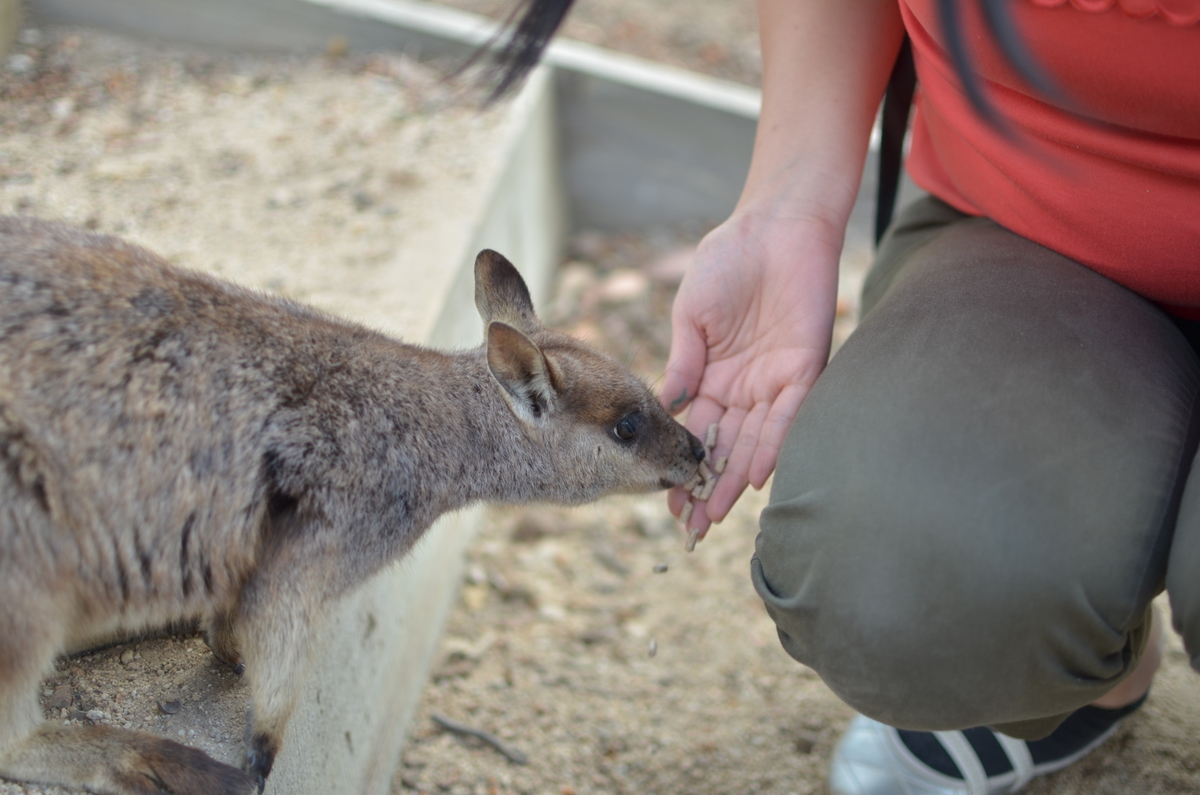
[{"x1": 896, "y1": 693, "x2": 1147, "y2": 780}]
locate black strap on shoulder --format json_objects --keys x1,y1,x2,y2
[{"x1": 875, "y1": 36, "x2": 916, "y2": 246}]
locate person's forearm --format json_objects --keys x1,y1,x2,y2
[{"x1": 742, "y1": 0, "x2": 905, "y2": 228}]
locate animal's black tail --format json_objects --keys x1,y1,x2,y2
[{"x1": 476, "y1": 0, "x2": 576, "y2": 101}]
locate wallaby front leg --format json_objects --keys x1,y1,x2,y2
[{"x1": 234, "y1": 560, "x2": 334, "y2": 793}]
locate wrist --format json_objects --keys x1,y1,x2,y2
[{"x1": 722, "y1": 190, "x2": 850, "y2": 272}]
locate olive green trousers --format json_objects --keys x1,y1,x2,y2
[{"x1": 752, "y1": 196, "x2": 1200, "y2": 740}]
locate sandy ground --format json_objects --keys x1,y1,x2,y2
[{"x1": 0, "y1": 26, "x2": 508, "y2": 324}]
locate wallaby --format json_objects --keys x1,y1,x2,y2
[{"x1": 0, "y1": 215, "x2": 705, "y2": 795}]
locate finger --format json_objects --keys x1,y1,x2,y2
[
  {"x1": 748, "y1": 382, "x2": 809, "y2": 489},
  {"x1": 687, "y1": 499, "x2": 713, "y2": 537},
  {"x1": 668, "y1": 491, "x2": 713, "y2": 545},
  {"x1": 704, "y1": 478, "x2": 748, "y2": 529},
  {"x1": 681, "y1": 393, "x2": 730, "y2": 443},
  {"x1": 693, "y1": 509, "x2": 714, "y2": 540},
  {"x1": 667, "y1": 486, "x2": 690, "y2": 517},
  {"x1": 671, "y1": 402, "x2": 742, "y2": 544},
  {"x1": 660, "y1": 319, "x2": 708, "y2": 417},
  {"x1": 705, "y1": 402, "x2": 769, "y2": 523},
  {"x1": 695, "y1": 409, "x2": 745, "y2": 523}
]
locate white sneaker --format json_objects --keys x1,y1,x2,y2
[{"x1": 828, "y1": 709, "x2": 1130, "y2": 795}]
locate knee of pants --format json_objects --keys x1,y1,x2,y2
[{"x1": 752, "y1": 485, "x2": 1157, "y2": 733}]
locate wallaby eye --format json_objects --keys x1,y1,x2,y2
[{"x1": 612, "y1": 412, "x2": 644, "y2": 442}]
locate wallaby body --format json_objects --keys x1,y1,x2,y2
[{"x1": 0, "y1": 216, "x2": 704, "y2": 794}]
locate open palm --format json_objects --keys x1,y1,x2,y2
[{"x1": 661, "y1": 210, "x2": 843, "y2": 535}]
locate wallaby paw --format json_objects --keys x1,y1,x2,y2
[
  {"x1": 111, "y1": 727, "x2": 258, "y2": 795},
  {"x1": 245, "y1": 732, "x2": 279, "y2": 794},
  {"x1": 202, "y1": 631, "x2": 245, "y2": 676}
]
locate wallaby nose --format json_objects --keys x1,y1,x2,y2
[{"x1": 687, "y1": 430, "x2": 706, "y2": 463}]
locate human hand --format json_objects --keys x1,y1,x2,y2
[{"x1": 661, "y1": 208, "x2": 843, "y2": 537}]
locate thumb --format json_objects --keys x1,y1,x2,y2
[{"x1": 660, "y1": 314, "x2": 706, "y2": 416}]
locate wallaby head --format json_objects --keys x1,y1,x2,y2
[{"x1": 474, "y1": 249, "x2": 705, "y2": 502}]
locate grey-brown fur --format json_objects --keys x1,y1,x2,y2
[{"x1": 0, "y1": 216, "x2": 705, "y2": 794}]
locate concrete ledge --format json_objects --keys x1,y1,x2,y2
[{"x1": 267, "y1": 65, "x2": 564, "y2": 795}]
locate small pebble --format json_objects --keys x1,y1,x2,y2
[
  {"x1": 266, "y1": 187, "x2": 298, "y2": 209},
  {"x1": 648, "y1": 639, "x2": 658, "y2": 658},
  {"x1": 598, "y1": 269, "x2": 649, "y2": 303},
  {"x1": 325, "y1": 35, "x2": 349, "y2": 59},
  {"x1": 47, "y1": 684, "x2": 73, "y2": 710},
  {"x1": 794, "y1": 733, "x2": 819, "y2": 754},
  {"x1": 351, "y1": 190, "x2": 375, "y2": 211},
  {"x1": 652, "y1": 563, "x2": 668, "y2": 573},
  {"x1": 6, "y1": 53, "x2": 34, "y2": 75}
]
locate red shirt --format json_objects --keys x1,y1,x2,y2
[{"x1": 902, "y1": 0, "x2": 1200, "y2": 316}]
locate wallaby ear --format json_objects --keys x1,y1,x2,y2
[
  {"x1": 475, "y1": 249, "x2": 540, "y2": 335},
  {"x1": 486, "y1": 321, "x2": 559, "y2": 423}
]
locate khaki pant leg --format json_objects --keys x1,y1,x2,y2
[{"x1": 752, "y1": 197, "x2": 1200, "y2": 738}]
